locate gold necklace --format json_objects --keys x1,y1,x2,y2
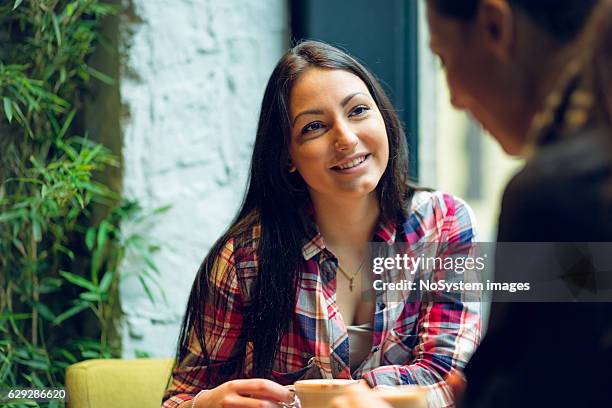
[{"x1": 337, "y1": 256, "x2": 368, "y2": 291}]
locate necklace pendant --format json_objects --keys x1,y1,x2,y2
[{"x1": 349, "y1": 278, "x2": 354, "y2": 291}]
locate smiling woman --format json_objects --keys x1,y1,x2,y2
[{"x1": 162, "y1": 41, "x2": 481, "y2": 408}]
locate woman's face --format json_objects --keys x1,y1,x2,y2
[
  {"x1": 288, "y1": 68, "x2": 389, "y2": 203},
  {"x1": 426, "y1": 2, "x2": 528, "y2": 155}
]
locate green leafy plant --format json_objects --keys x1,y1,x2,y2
[{"x1": 0, "y1": 1, "x2": 165, "y2": 406}]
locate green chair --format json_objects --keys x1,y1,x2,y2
[{"x1": 65, "y1": 358, "x2": 173, "y2": 408}]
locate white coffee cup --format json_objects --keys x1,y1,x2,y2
[{"x1": 293, "y1": 379, "x2": 359, "y2": 408}]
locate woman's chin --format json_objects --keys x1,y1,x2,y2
[
  {"x1": 305, "y1": 175, "x2": 382, "y2": 203},
  {"x1": 335, "y1": 179, "x2": 380, "y2": 198}
]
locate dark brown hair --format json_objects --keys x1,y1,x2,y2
[{"x1": 428, "y1": 0, "x2": 599, "y2": 43}]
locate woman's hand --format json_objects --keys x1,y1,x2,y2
[
  {"x1": 446, "y1": 370, "x2": 467, "y2": 401},
  {"x1": 194, "y1": 379, "x2": 295, "y2": 408}
]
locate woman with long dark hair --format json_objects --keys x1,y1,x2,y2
[{"x1": 162, "y1": 40, "x2": 480, "y2": 408}]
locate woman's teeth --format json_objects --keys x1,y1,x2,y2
[{"x1": 337, "y1": 155, "x2": 366, "y2": 170}]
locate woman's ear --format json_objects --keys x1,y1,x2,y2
[
  {"x1": 287, "y1": 158, "x2": 297, "y2": 173},
  {"x1": 478, "y1": 0, "x2": 514, "y2": 61}
]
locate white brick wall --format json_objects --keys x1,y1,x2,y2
[{"x1": 118, "y1": 0, "x2": 288, "y2": 358}]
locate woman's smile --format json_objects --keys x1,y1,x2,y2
[{"x1": 330, "y1": 153, "x2": 372, "y2": 173}]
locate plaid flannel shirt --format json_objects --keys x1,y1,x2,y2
[{"x1": 163, "y1": 191, "x2": 481, "y2": 408}]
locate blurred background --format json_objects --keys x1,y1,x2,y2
[{"x1": 0, "y1": 0, "x2": 519, "y2": 394}]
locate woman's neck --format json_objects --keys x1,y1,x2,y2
[{"x1": 311, "y1": 192, "x2": 381, "y2": 251}]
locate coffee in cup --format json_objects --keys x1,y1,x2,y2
[{"x1": 293, "y1": 379, "x2": 359, "y2": 408}]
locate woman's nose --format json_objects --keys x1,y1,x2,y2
[
  {"x1": 333, "y1": 122, "x2": 358, "y2": 152},
  {"x1": 449, "y1": 87, "x2": 467, "y2": 111}
]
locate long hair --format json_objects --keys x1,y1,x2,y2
[{"x1": 174, "y1": 40, "x2": 412, "y2": 380}]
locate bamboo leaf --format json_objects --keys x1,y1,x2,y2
[
  {"x1": 11, "y1": 177, "x2": 44, "y2": 185},
  {"x1": 91, "y1": 247, "x2": 102, "y2": 283},
  {"x1": 32, "y1": 301, "x2": 56, "y2": 322},
  {"x1": 0, "y1": 312, "x2": 30, "y2": 322},
  {"x1": 0, "y1": 212, "x2": 20, "y2": 223},
  {"x1": 61, "y1": 141, "x2": 79, "y2": 160},
  {"x1": 59, "y1": 271, "x2": 97, "y2": 292},
  {"x1": 138, "y1": 275, "x2": 156, "y2": 305},
  {"x1": 31, "y1": 371, "x2": 47, "y2": 387},
  {"x1": 135, "y1": 350, "x2": 152, "y2": 358},
  {"x1": 60, "y1": 66, "x2": 67, "y2": 83},
  {"x1": 55, "y1": 244, "x2": 75, "y2": 260},
  {"x1": 97, "y1": 220, "x2": 109, "y2": 249},
  {"x1": 51, "y1": 14, "x2": 62, "y2": 47},
  {"x1": 10, "y1": 100, "x2": 26, "y2": 126},
  {"x1": 53, "y1": 301, "x2": 90, "y2": 324},
  {"x1": 82, "y1": 351, "x2": 100, "y2": 359},
  {"x1": 151, "y1": 203, "x2": 172, "y2": 215},
  {"x1": 2, "y1": 97, "x2": 13, "y2": 123},
  {"x1": 76, "y1": 193, "x2": 85, "y2": 208},
  {"x1": 32, "y1": 217, "x2": 42, "y2": 242},
  {"x1": 83, "y1": 144, "x2": 103, "y2": 163},
  {"x1": 58, "y1": 348, "x2": 77, "y2": 363},
  {"x1": 91, "y1": 3, "x2": 120, "y2": 17},
  {"x1": 86, "y1": 66, "x2": 115, "y2": 85},
  {"x1": 85, "y1": 227, "x2": 95, "y2": 250},
  {"x1": 98, "y1": 270, "x2": 114, "y2": 293},
  {"x1": 12, "y1": 0, "x2": 23, "y2": 10},
  {"x1": 29, "y1": 156, "x2": 48, "y2": 179},
  {"x1": 58, "y1": 109, "x2": 76, "y2": 140},
  {"x1": 12, "y1": 237, "x2": 26, "y2": 256},
  {"x1": 79, "y1": 291, "x2": 102, "y2": 302},
  {"x1": 16, "y1": 357, "x2": 49, "y2": 371},
  {"x1": 143, "y1": 253, "x2": 160, "y2": 275},
  {"x1": 39, "y1": 277, "x2": 63, "y2": 294}
]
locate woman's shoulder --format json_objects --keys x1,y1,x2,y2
[
  {"x1": 404, "y1": 189, "x2": 477, "y2": 242},
  {"x1": 409, "y1": 189, "x2": 472, "y2": 216},
  {"x1": 209, "y1": 215, "x2": 262, "y2": 301},
  {"x1": 219, "y1": 215, "x2": 262, "y2": 265}
]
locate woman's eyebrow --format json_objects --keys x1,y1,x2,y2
[
  {"x1": 341, "y1": 91, "x2": 368, "y2": 107},
  {"x1": 292, "y1": 109, "x2": 324, "y2": 127}
]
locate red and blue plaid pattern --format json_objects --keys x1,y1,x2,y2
[{"x1": 163, "y1": 191, "x2": 481, "y2": 408}]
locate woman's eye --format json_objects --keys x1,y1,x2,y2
[
  {"x1": 349, "y1": 105, "x2": 370, "y2": 117},
  {"x1": 302, "y1": 122, "x2": 324, "y2": 133}
]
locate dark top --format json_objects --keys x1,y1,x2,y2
[
  {"x1": 462, "y1": 15, "x2": 612, "y2": 407},
  {"x1": 463, "y1": 126, "x2": 612, "y2": 408}
]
